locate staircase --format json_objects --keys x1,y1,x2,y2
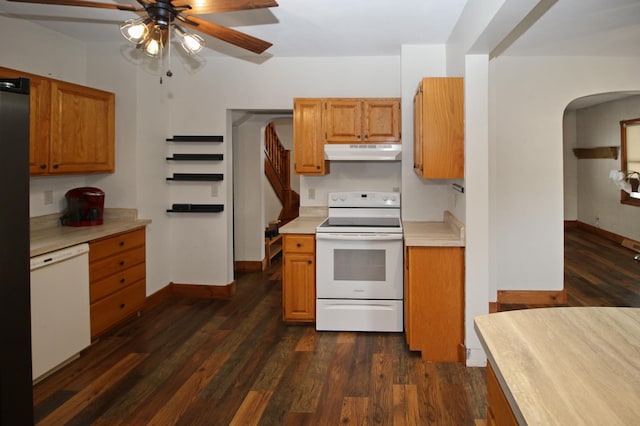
[{"x1": 264, "y1": 122, "x2": 300, "y2": 225}]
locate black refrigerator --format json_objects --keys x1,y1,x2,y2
[{"x1": 0, "y1": 77, "x2": 34, "y2": 423}]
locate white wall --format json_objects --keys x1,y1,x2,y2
[
  {"x1": 490, "y1": 56, "x2": 640, "y2": 296},
  {"x1": 399, "y1": 45, "x2": 457, "y2": 221},
  {"x1": 152, "y1": 55, "x2": 404, "y2": 287},
  {"x1": 573, "y1": 96, "x2": 640, "y2": 240}
]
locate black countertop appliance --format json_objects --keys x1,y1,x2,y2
[{"x1": 61, "y1": 187, "x2": 105, "y2": 226}]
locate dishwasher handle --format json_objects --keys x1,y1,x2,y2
[{"x1": 30, "y1": 243, "x2": 89, "y2": 271}]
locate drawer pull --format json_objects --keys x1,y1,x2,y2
[
  {"x1": 119, "y1": 241, "x2": 125, "y2": 247},
  {"x1": 296, "y1": 243, "x2": 301, "y2": 247},
  {"x1": 119, "y1": 260, "x2": 125, "y2": 266},
  {"x1": 119, "y1": 303, "x2": 125, "y2": 309},
  {"x1": 120, "y1": 278, "x2": 126, "y2": 284},
  {"x1": 307, "y1": 260, "x2": 312, "y2": 265}
]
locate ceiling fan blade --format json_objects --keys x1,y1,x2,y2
[
  {"x1": 181, "y1": 15, "x2": 272, "y2": 54},
  {"x1": 6, "y1": 0, "x2": 138, "y2": 11},
  {"x1": 173, "y1": 0, "x2": 278, "y2": 15}
]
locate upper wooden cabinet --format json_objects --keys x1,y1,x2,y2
[
  {"x1": 0, "y1": 67, "x2": 115, "y2": 176},
  {"x1": 50, "y1": 81, "x2": 115, "y2": 174},
  {"x1": 413, "y1": 78, "x2": 464, "y2": 179},
  {"x1": 324, "y1": 98, "x2": 401, "y2": 144},
  {"x1": 293, "y1": 97, "x2": 400, "y2": 175},
  {"x1": 293, "y1": 98, "x2": 329, "y2": 175}
]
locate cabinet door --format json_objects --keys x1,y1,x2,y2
[
  {"x1": 0, "y1": 67, "x2": 51, "y2": 175},
  {"x1": 413, "y1": 89, "x2": 423, "y2": 175},
  {"x1": 282, "y1": 252, "x2": 315, "y2": 322},
  {"x1": 363, "y1": 99, "x2": 401, "y2": 143},
  {"x1": 324, "y1": 99, "x2": 362, "y2": 143},
  {"x1": 415, "y1": 78, "x2": 464, "y2": 179},
  {"x1": 293, "y1": 98, "x2": 328, "y2": 175},
  {"x1": 406, "y1": 246, "x2": 465, "y2": 361},
  {"x1": 50, "y1": 81, "x2": 115, "y2": 174}
]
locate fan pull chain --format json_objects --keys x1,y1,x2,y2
[{"x1": 166, "y1": 28, "x2": 173, "y2": 79}]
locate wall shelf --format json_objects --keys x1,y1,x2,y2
[
  {"x1": 165, "y1": 135, "x2": 224, "y2": 213},
  {"x1": 573, "y1": 146, "x2": 618, "y2": 159},
  {"x1": 166, "y1": 173, "x2": 224, "y2": 181},
  {"x1": 166, "y1": 154, "x2": 224, "y2": 161},
  {"x1": 166, "y1": 135, "x2": 223, "y2": 143},
  {"x1": 167, "y1": 204, "x2": 224, "y2": 213}
]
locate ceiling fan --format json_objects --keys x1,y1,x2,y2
[{"x1": 6, "y1": 0, "x2": 278, "y2": 56}]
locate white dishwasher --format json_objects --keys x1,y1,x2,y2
[{"x1": 30, "y1": 243, "x2": 91, "y2": 382}]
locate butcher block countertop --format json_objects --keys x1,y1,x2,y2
[
  {"x1": 403, "y1": 211, "x2": 465, "y2": 247},
  {"x1": 475, "y1": 307, "x2": 640, "y2": 425},
  {"x1": 30, "y1": 209, "x2": 151, "y2": 257}
]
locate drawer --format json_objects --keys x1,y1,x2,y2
[
  {"x1": 90, "y1": 262, "x2": 146, "y2": 303},
  {"x1": 89, "y1": 245, "x2": 145, "y2": 282},
  {"x1": 90, "y1": 279, "x2": 145, "y2": 338},
  {"x1": 90, "y1": 228, "x2": 145, "y2": 262},
  {"x1": 284, "y1": 234, "x2": 315, "y2": 254}
]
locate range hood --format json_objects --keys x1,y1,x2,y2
[{"x1": 324, "y1": 144, "x2": 402, "y2": 161}]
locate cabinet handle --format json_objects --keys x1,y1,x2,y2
[
  {"x1": 119, "y1": 260, "x2": 125, "y2": 266},
  {"x1": 357, "y1": 134, "x2": 361, "y2": 139},
  {"x1": 119, "y1": 241, "x2": 125, "y2": 247},
  {"x1": 316, "y1": 165, "x2": 320, "y2": 170},
  {"x1": 307, "y1": 260, "x2": 312, "y2": 265},
  {"x1": 296, "y1": 243, "x2": 302, "y2": 247},
  {"x1": 119, "y1": 303, "x2": 125, "y2": 309},
  {"x1": 40, "y1": 164, "x2": 46, "y2": 169},
  {"x1": 120, "y1": 278, "x2": 125, "y2": 284},
  {"x1": 52, "y1": 164, "x2": 59, "y2": 169},
  {"x1": 364, "y1": 134, "x2": 369, "y2": 139}
]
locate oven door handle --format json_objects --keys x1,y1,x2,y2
[{"x1": 315, "y1": 233, "x2": 403, "y2": 241}]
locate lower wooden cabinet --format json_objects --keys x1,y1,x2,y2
[
  {"x1": 89, "y1": 228, "x2": 146, "y2": 338},
  {"x1": 282, "y1": 234, "x2": 315, "y2": 322},
  {"x1": 486, "y1": 363, "x2": 519, "y2": 426},
  {"x1": 404, "y1": 245, "x2": 465, "y2": 361}
]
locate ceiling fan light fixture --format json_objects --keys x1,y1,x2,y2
[
  {"x1": 144, "y1": 26, "x2": 164, "y2": 57},
  {"x1": 120, "y1": 18, "x2": 150, "y2": 44},
  {"x1": 174, "y1": 25, "x2": 205, "y2": 55}
]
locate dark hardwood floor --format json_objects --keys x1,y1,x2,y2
[
  {"x1": 564, "y1": 226, "x2": 640, "y2": 307},
  {"x1": 32, "y1": 227, "x2": 640, "y2": 425}
]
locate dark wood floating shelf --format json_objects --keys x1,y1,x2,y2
[
  {"x1": 166, "y1": 135, "x2": 223, "y2": 142},
  {"x1": 166, "y1": 204, "x2": 224, "y2": 213},
  {"x1": 573, "y1": 146, "x2": 618, "y2": 159},
  {"x1": 166, "y1": 154, "x2": 224, "y2": 161},
  {"x1": 166, "y1": 173, "x2": 224, "y2": 181}
]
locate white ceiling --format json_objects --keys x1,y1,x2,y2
[{"x1": 1, "y1": 0, "x2": 639, "y2": 59}]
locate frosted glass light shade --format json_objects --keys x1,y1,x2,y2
[
  {"x1": 174, "y1": 25, "x2": 205, "y2": 55},
  {"x1": 120, "y1": 18, "x2": 149, "y2": 44}
]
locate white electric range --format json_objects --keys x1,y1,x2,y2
[{"x1": 315, "y1": 191, "x2": 403, "y2": 332}]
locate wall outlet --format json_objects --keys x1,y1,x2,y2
[
  {"x1": 44, "y1": 190, "x2": 53, "y2": 205},
  {"x1": 308, "y1": 188, "x2": 316, "y2": 200},
  {"x1": 211, "y1": 185, "x2": 218, "y2": 197}
]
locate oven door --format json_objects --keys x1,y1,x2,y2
[{"x1": 315, "y1": 233, "x2": 403, "y2": 300}]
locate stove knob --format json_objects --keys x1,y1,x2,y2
[
  {"x1": 331, "y1": 194, "x2": 338, "y2": 201},
  {"x1": 339, "y1": 194, "x2": 346, "y2": 201}
]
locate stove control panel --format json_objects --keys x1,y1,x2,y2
[{"x1": 327, "y1": 191, "x2": 400, "y2": 208}]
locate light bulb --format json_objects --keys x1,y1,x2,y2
[
  {"x1": 174, "y1": 25, "x2": 205, "y2": 55},
  {"x1": 120, "y1": 18, "x2": 149, "y2": 44},
  {"x1": 182, "y1": 33, "x2": 204, "y2": 54},
  {"x1": 144, "y1": 26, "x2": 163, "y2": 57}
]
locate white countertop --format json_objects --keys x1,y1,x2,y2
[
  {"x1": 403, "y1": 211, "x2": 465, "y2": 247},
  {"x1": 280, "y1": 209, "x2": 465, "y2": 248},
  {"x1": 475, "y1": 307, "x2": 640, "y2": 425},
  {"x1": 30, "y1": 209, "x2": 151, "y2": 257}
]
